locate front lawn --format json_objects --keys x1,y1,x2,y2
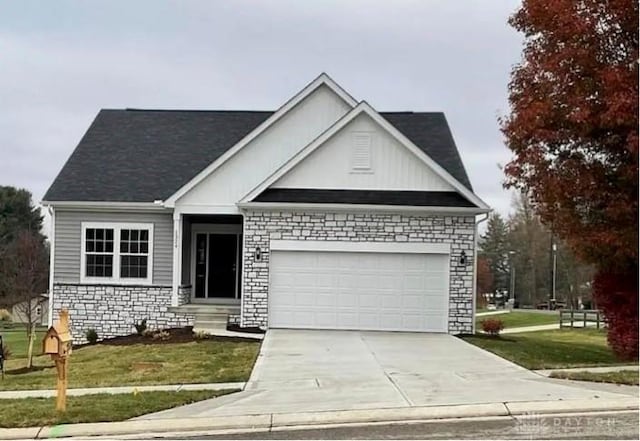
[
  {"x1": 549, "y1": 370, "x2": 639, "y2": 386},
  {"x1": 0, "y1": 333, "x2": 260, "y2": 391},
  {"x1": 0, "y1": 389, "x2": 234, "y2": 428},
  {"x1": 461, "y1": 328, "x2": 623, "y2": 369},
  {"x1": 0, "y1": 326, "x2": 47, "y2": 359},
  {"x1": 476, "y1": 311, "x2": 558, "y2": 329}
]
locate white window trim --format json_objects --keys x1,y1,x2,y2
[{"x1": 80, "y1": 222, "x2": 154, "y2": 285}]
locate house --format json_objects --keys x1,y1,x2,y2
[
  {"x1": 43, "y1": 74, "x2": 490, "y2": 341},
  {"x1": 11, "y1": 294, "x2": 49, "y2": 326}
]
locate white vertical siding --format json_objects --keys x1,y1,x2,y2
[
  {"x1": 54, "y1": 210, "x2": 174, "y2": 285},
  {"x1": 272, "y1": 113, "x2": 455, "y2": 191},
  {"x1": 176, "y1": 85, "x2": 352, "y2": 208}
]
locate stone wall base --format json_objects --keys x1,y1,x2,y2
[{"x1": 52, "y1": 284, "x2": 193, "y2": 343}]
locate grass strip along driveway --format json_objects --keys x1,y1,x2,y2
[
  {"x1": 1, "y1": 331, "x2": 260, "y2": 391},
  {"x1": 462, "y1": 329, "x2": 621, "y2": 370},
  {"x1": 0, "y1": 389, "x2": 235, "y2": 428},
  {"x1": 475, "y1": 311, "x2": 558, "y2": 330},
  {"x1": 549, "y1": 370, "x2": 639, "y2": 386}
]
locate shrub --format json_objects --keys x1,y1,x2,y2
[
  {"x1": 594, "y1": 269, "x2": 639, "y2": 361},
  {"x1": 134, "y1": 319, "x2": 148, "y2": 336},
  {"x1": 481, "y1": 318, "x2": 504, "y2": 336},
  {"x1": 193, "y1": 330, "x2": 210, "y2": 341},
  {"x1": 151, "y1": 330, "x2": 170, "y2": 341},
  {"x1": 0, "y1": 309, "x2": 11, "y2": 322},
  {"x1": 85, "y1": 328, "x2": 99, "y2": 345}
]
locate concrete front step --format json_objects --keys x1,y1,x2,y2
[{"x1": 194, "y1": 320, "x2": 228, "y2": 329}]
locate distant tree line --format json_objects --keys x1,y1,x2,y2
[{"x1": 477, "y1": 193, "x2": 593, "y2": 309}]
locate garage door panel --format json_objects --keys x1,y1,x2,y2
[{"x1": 269, "y1": 250, "x2": 449, "y2": 332}]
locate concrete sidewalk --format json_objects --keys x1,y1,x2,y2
[
  {"x1": 0, "y1": 382, "x2": 244, "y2": 399},
  {"x1": 0, "y1": 397, "x2": 637, "y2": 440}
]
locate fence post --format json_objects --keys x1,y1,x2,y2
[
  {"x1": 596, "y1": 311, "x2": 600, "y2": 329},
  {"x1": 583, "y1": 311, "x2": 587, "y2": 328},
  {"x1": 570, "y1": 310, "x2": 574, "y2": 328}
]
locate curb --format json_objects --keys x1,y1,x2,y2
[{"x1": 0, "y1": 397, "x2": 637, "y2": 439}]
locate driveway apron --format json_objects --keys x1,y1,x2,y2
[{"x1": 140, "y1": 329, "x2": 636, "y2": 419}]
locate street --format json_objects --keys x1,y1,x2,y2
[{"x1": 171, "y1": 411, "x2": 639, "y2": 440}]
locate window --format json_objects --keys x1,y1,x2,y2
[
  {"x1": 85, "y1": 228, "x2": 114, "y2": 277},
  {"x1": 81, "y1": 222, "x2": 153, "y2": 284},
  {"x1": 120, "y1": 229, "x2": 149, "y2": 278},
  {"x1": 351, "y1": 132, "x2": 372, "y2": 171}
]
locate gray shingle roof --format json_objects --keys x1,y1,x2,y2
[{"x1": 43, "y1": 109, "x2": 472, "y2": 202}]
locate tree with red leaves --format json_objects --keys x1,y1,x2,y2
[{"x1": 502, "y1": 0, "x2": 638, "y2": 359}]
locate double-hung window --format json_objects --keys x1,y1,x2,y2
[{"x1": 81, "y1": 222, "x2": 153, "y2": 284}]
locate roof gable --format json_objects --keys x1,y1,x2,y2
[
  {"x1": 270, "y1": 112, "x2": 457, "y2": 193},
  {"x1": 241, "y1": 102, "x2": 488, "y2": 210}
]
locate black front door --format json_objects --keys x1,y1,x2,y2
[
  {"x1": 208, "y1": 234, "x2": 237, "y2": 298},
  {"x1": 193, "y1": 233, "x2": 241, "y2": 300}
]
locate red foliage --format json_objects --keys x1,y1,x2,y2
[
  {"x1": 502, "y1": 0, "x2": 638, "y2": 267},
  {"x1": 481, "y1": 319, "x2": 505, "y2": 336},
  {"x1": 502, "y1": 0, "x2": 638, "y2": 355},
  {"x1": 593, "y1": 268, "x2": 639, "y2": 361}
]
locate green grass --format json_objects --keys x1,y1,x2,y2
[
  {"x1": 549, "y1": 370, "x2": 638, "y2": 386},
  {"x1": 476, "y1": 311, "x2": 558, "y2": 329},
  {"x1": 1, "y1": 327, "x2": 47, "y2": 359},
  {"x1": 461, "y1": 328, "x2": 624, "y2": 370},
  {"x1": 0, "y1": 338, "x2": 260, "y2": 391},
  {"x1": 0, "y1": 389, "x2": 235, "y2": 428}
]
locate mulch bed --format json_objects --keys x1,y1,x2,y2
[{"x1": 76, "y1": 326, "x2": 265, "y2": 348}]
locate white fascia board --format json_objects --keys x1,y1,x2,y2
[
  {"x1": 163, "y1": 73, "x2": 358, "y2": 208},
  {"x1": 270, "y1": 240, "x2": 451, "y2": 255},
  {"x1": 239, "y1": 101, "x2": 490, "y2": 210},
  {"x1": 237, "y1": 201, "x2": 490, "y2": 215},
  {"x1": 41, "y1": 201, "x2": 168, "y2": 211}
]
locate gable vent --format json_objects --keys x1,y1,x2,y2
[{"x1": 351, "y1": 132, "x2": 372, "y2": 171}]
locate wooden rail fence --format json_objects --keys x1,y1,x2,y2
[{"x1": 559, "y1": 309, "x2": 604, "y2": 329}]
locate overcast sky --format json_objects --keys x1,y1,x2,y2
[{"x1": 1, "y1": 0, "x2": 523, "y2": 227}]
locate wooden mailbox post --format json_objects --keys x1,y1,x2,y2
[{"x1": 42, "y1": 309, "x2": 72, "y2": 411}]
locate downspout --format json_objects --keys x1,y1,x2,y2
[
  {"x1": 47, "y1": 205, "x2": 55, "y2": 327},
  {"x1": 472, "y1": 211, "x2": 490, "y2": 334}
]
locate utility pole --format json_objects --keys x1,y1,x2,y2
[
  {"x1": 552, "y1": 242, "x2": 557, "y2": 303},
  {"x1": 508, "y1": 250, "x2": 516, "y2": 309}
]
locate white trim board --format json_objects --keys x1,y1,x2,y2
[
  {"x1": 41, "y1": 201, "x2": 167, "y2": 211},
  {"x1": 270, "y1": 240, "x2": 451, "y2": 254},
  {"x1": 163, "y1": 73, "x2": 358, "y2": 207},
  {"x1": 240, "y1": 102, "x2": 490, "y2": 210}
]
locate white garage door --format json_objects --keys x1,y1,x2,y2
[{"x1": 269, "y1": 250, "x2": 449, "y2": 332}]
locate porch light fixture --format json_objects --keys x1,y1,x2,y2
[
  {"x1": 459, "y1": 251, "x2": 467, "y2": 266},
  {"x1": 255, "y1": 247, "x2": 262, "y2": 261}
]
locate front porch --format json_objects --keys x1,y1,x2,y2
[{"x1": 171, "y1": 214, "x2": 245, "y2": 331}]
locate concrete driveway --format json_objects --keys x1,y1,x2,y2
[{"x1": 142, "y1": 329, "x2": 635, "y2": 418}]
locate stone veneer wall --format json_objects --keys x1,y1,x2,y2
[
  {"x1": 242, "y1": 211, "x2": 475, "y2": 333},
  {"x1": 52, "y1": 284, "x2": 194, "y2": 342},
  {"x1": 177, "y1": 285, "x2": 192, "y2": 306}
]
